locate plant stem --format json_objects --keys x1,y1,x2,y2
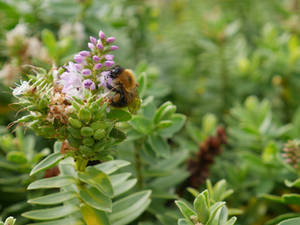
[
  {"x1": 134, "y1": 141, "x2": 143, "y2": 189},
  {"x1": 76, "y1": 158, "x2": 88, "y2": 172}
]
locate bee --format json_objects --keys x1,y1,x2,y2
[{"x1": 106, "y1": 65, "x2": 141, "y2": 113}]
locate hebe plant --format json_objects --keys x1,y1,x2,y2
[{"x1": 12, "y1": 29, "x2": 152, "y2": 225}]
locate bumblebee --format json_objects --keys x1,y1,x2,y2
[{"x1": 106, "y1": 65, "x2": 140, "y2": 113}]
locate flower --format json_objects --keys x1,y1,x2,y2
[
  {"x1": 111, "y1": 45, "x2": 119, "y2": 51},
  {"x1": 93, "y1": 55, "x2": 100, "y2": 62},
  {"x1": 88, "y1": 42, "x2": 95, "y2": 50},
  {"x1": 79, "y1": 51, "x2": 90, "y2": 57},
  {"x1": 94, "y1": 63, "x2": 102, "y2": 70},
  {"x1": 90, "y1": 36, "x2": 97, "y2": 44},
  {"x1": 99, "y1": 30, "x2": 106, "y2": 39},
  {"x1": 104, "y1": 61, "x2": 115, "y2": 67},
  {"x1": 105, "y1": 54, "x2": 114, "y2": 61},
  {"x1": 82, "y1": 69, "x2": 92, "y2": 76},
  {"x1": 96, "y1": 42, "x2": 103, "y2": 50},
  {"x1": 282, "y1": 140, "x2": 300, "y2": 169},
  {"x1": 83, "y1": 79, "x2": 96, "y2": 90},
  {"x1": 74, "y1": 54, "x2": 84, "y2": 63},
  {"x1": 13, "y1": 81, "x2": 31, "y2": 96},
  {"x1": 106, "y1": 37, "x2": 115, "y2": 43}
]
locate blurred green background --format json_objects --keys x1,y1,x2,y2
[{"x1": 1, "y1": 0, "x2": 300, "y2": 224}]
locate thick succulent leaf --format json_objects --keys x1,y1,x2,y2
[
  {"x1": 28, "y1": 191, "x2": 76, "y2": 205},
  {"x1": 30, "y1": 152, "x2": 64, "y2": 176},
  {"x1": 224, "y1": 217, "x2": 237, "y2": 225},
  {"x1": 80, "y1": 186, "x2": 112, "y2": 212},
  {"x1": 178, "y1": 218, "x2": 194, "y2": 225},
  {"x1": 110, "y1": 173, "x2": 131, "y2": 187},
  {"x1": 28, "y1": 176, "x2": 75, "y2": 190},
  {"x1": 95, "y1": 160, "x2": 130, "y2": 175},
  {"x1": 193, "y1": 190, "x2": 210, "y2": 223},
  {"x1": 206, "y1": 202, "x2": 226, "y2": 225},
  {"x1": 22, "y1": 204, "x2": 78, "y2": 220},
  {"x1": 129, "y1": 115, "x2": 153, "y2": 135},
  {"x1": 278, "y1": 217, "x2": 300, "y2": 225},
  {"x1": 27, "y1": 217, "x2": 84, "y2": 225},
  {"x1": 283, "y1": 194, "x2": 300, "y2": 205},
  {"x1": 78, "y1": 167, "x2": 113, "y2": 197},
  {"x1": 110, "y1": 190, "x2": 152, "y2": 225},
  {"x1": 149, "y1": 135, "x2": 170, "y2": 158},
  {"x1": 265, "y1": 213, "x2": 300, "y2": 225},
  {"x1": 285, "y1": 179, "x2": 300, "y2": 188},
  {"x1": 107, "y1": 109, "x2": 132, "y2": 122},
  {"x1": 113, "y1": 179, "x2": 137, "y2": 197},
  {"x1": 159, "y1": 114, "x2": 186, "y2": 138},
  {"x1": 175, "y1": 200, "x2": 196, "y2": 222},
  {"x1": 80, "y1": 204, "x2": 110, "y2": 225}
]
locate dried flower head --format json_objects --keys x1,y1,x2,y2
[{"x1": 282, "y1": 140, "x2": 300, "y2": 170}]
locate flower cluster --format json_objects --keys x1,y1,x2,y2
[
  {"x1": 12, "y1": 29, "x2": 135, "y2": 162},
  {"x1": 282, "y1": 140, "x2": 300, "y2": 170},
  {"x1": 58, "y1": 30, "x2": 118, "y2": 100}
]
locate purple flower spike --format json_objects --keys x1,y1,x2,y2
[
  {"x1": 79, "y1": 51, "x2": 90, "y2": 57},
  {"x1": 105, "y1": 54, "x2": 114, "y2": 60},
  {"x1": 99, "y1": 30, "x2": 106, "y2": 40},
  {"x1": 94, "y1": 63, "x2": 102, "y2": 70},
  {"x1": 83, "y1": 79, "x2": 96, "y2": 90},
  {"x1": 82, "y1": 69, "x2": 92, "y2": 76},
  {"x1": 93, "y1": 55, "x2": 100, "y2": 62},
  {"x1": 106, "y1": 37, "x2": 115, "y2": 43},
  {"x1": 74, "y1": 54, "x2": 84, "y2": 63},
  {"x1": 104, "y1": 61, "x2": 115, "y2": 67},
  {"x1": 110, "y1": 45, "x2": 119, "y2": 51},
  {"x1": 88, "y1": 42, "x2": 95, "y2": 50},
  {"x1": 90, "y1": 36, "x2": 97, "y2": 44}
]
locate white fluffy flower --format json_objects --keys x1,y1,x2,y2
[{"x1": 13, "y1": 81, "x2": 31, "y2": 96}]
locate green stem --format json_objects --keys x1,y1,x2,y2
[
  {"x1": 134, "y1": 141, "x2": 143, "y2": 189},
  {"x1": 76, "y1": 158, "x2": 88, "y2": 172},
  {"x1": 219, "y1": 42, "x2": 228, "y2": 121}
]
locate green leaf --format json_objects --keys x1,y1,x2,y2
[
  {"x1": 28, "y1": 176, "x2": 75, "y2": 190},
  {"x1": 80, "y1": 186, "x2": 112, "y2": 212},
  {"x1": 193, "y1": 190, "x2": 210, "y2": 223},
  {"x1": 109, "y1": 128, "x2": 126, "y2": 141},
  {"x1": 78, "y1": 167, "x2": 113, "y2": 197},
  {"x1": 137, "y1": 72, "x2": 147, "y2": 97},
  {"x1": 154, "y1": 102, "x2": 172, "y2": 124},
  {"x1": 279, "y1": 217, "x2": 300, "y2": 225},
  {"x1": 113, "y1": 179, "x2": 137, "y2": 197},
  {"x1": 110, "y1": 173, "x2": 131, "y2": 187},
  {"x1": 266, "y1": 213, "x2": 300, "y2": 225},
  {"x1": 175, "y1": 200, "x2": 196, "y2": 222},
  {"x1": 54, "y1": 141, "x2": 62, "y2": 153},
  {"x1": 22, "y1": 204, "x2": 78, "y2": 220},
  {"x1": 206, "y1": 202, "x2": 226, "y2": 225},
  {"x1": 42, "y1": 29, "x2": 57, "y2": 58},
  {"x1": 263, "y1": 194, "x2": 284, "y2": 203},
  {"x1": 129, "y1": 115, "x2": 152, "y2": 134},
  {"x1": 110, "y1": 190, "x2": 152, "y2": 225},
  {"x1": 28, "y1": 191, "x2": 76, "y2": 205},
  {"x1": 7, "y1": 151, "x2": 27, "y2": 164},
  {"x1": 95, "y1": 160, "x2": 130, "y2": 175},
  {"x1": 285, "y1": 179, "x2": 300, "y2": 188},
  {"x1": 80, "y1": 204, "x2": 110, "y2": 225},
  {"x1": 283, "y1": 194, "x2": 300, "y2": 205},
  {"x1": 107, "y1": 109, "x2": 132, "y2": 122},
  {"x1": 178, "y1": 218, "x2": 194, "y2": 225},
  {"x1": 30, "y1": 152, "x2": 64, "y2": 176},
  {"x1": 159, "y1": 114, "x2": 186, "y2": 138},
  {"x1": 225, "y1": 217, "x2": 237, "y2": 225},
  {"x1": 149, "y1": 135, "x2": 170, "y2": 158},
  {"x1": 27, "y1": 217, "x2": 84, "y2": 225}
]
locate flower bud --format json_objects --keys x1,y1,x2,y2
[
  {"x1": 99, "y1": 30, "x2": 106, "y2": 39},
  {"x1": 81, "y1": 127, "x2": 94, "y2": 137},
  {"x1": 106, "y1": 37, "x2": 115, "y2": 43},
  {"x1": 110, "y1": 45, "x2": 119, "y2": 50},
  {"x1": 90, "y1": 36, "x2": 97, "y2": 44},
  {"x1": 74, "y1": 54, "x2": 84, "y2": 63},
  {"x1": 104, "y1": 61, "x2": 115, "y2": 67},
  {"x1": 68, "y1": 126, "x2": 82, "y2": 139},
  {"x1": 83, "y1": 137, "x2": 95, "y2": 146},
  {"x1": 97, "y1": 42, "x2": 103, "y2": 50},
  {"x1": 105, "y1": 54, "x2": 114, "y2": 60},
  {"x1": 79, "y1": 51, "x2": 90, "y2": 57},
  {"x1": 94, "y1": 129, "x2": 106, "y2": 140},
  {"x1": 68, "y1": 117, "x2": 82, "y2": 128},
  {"x1": 93, "y1": 55, "x2": 100, "y2": 62},
  {"x1": 82, "y1": 69, "x2": 92, "y2": 76},
  {"x1": 79, "y1": 108, "x2": 92, "y2": 122},
  {"x1": 88, "y1": 42, "x2": 95, "y2": 50},
  {"x1": 94, "y1": 63, "x2": 102, "y2": 70}
]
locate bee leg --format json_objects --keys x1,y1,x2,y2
[{"x1": 112, "y1": 93, "x2": 121, "y2": 104}]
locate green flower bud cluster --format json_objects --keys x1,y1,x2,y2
[{"x1": 65, "y1": 94, "x2": 126, "y2": 161}]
